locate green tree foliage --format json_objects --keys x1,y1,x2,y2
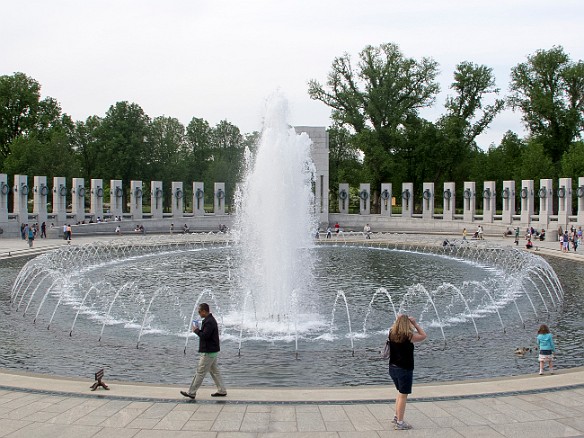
[
  {"x1": 308, "y1": 43, "x2": 440, "y2": 188},
  {"x1": 185, "y1": 117, "x2": 213, "y2": 183},
  {"x1": 560, "y1": 141, "x2": 584, "y2": 179},
  {"x1": 479, "y1": 131, "x2": 526, "y2": 184},
  {"x1": 72, "y1": 116, "x2": 102, "y2": 181},
  {"x1": 509, "y1": 46, "x2": 584, "y2": 163},
  {"x1": 514, "y1": 140, "x2": 555, "y2": 183},
  {"x1": 309, "y1": 44, "x2": 504, "y2": 201},
  {"x1": 0, "y1": 73, "x2": 77, "y2": 178},
  {"x1": 436, "y1": 62, "x2": 505, "y2": 182},
  {"x1": 327, "y1": 125, "x2": 363, "y2": 196},
  {"x1": 207, "y1": 120, "x2": 245, "y2": 205},
  {"x1": 94, "y1": 101, "x2": 151, "y2": 183},
  {"x1": 0, "y1": 72, "x2": 42, "y2": 160}
]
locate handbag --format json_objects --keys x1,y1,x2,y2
[{"x1": 381, "y1": 338, "x2": 391, "y2": 360}]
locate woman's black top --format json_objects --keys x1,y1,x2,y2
[{"x1": 389, "y1": 337, "x2": 414, "y2": 370}]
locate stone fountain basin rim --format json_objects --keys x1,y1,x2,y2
[{"x1": 0, "y1": 367, "x2": 582, "y2": 404}]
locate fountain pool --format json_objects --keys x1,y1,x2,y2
[{"x1": 2, "y1": 236, "x2": 582, "y2": 387}]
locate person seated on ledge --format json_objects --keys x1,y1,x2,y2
[
  {"x1": 539, "y1": 229, "x2": 546, "y2": 241},
  {"x1": 526, "y1": 239, "x2": 534, "y2": 249}
]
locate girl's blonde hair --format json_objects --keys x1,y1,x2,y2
[{"x1": 389, "y1": 314, "x2": 413, "y2": 343}]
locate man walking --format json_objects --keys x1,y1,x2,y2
[{"x1": 180, "y1": 303, "x2": 227, "y2": 400}]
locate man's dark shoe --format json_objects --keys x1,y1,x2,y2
[
  {"x1": 180, "y1": 390, "x2": 196, "y2": 400},
  {"x1": 211, "y1": 392, "x2": 227, "y2": 397}
]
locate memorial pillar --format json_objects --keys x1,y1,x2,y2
[
  {"x1": 380, "y1": 183, "x2": 392, "y2": 217},
  {"x1": 130, "y1": 180, "x2": 143, "y2": 220},
  {"x1": 557, "y1": 177, "x2": 572, "y2": 228},
  {"x1": 110, "y1": 179, "x2": 123, "y2": 219},
  {"x1": 151, "y1": 181, "x2": 163, "y2": 219},
  {"x1": 193, "y1": 182, "x2": 205, "y2": 216},
  {"x1": 13, "y1": 175, "x2": 29, "y2": 223},
  {"x1": 401, "y1": 183, "x2": 413, "y2": 218},
  {"x1": 463, "y1": 182, "x2": 476, "y2": 223},
  {"x1": 422, "y1": 182, "x2": 434, "y2": 220},
  {"x1": 338, "y1": 183, "x2": 349, "y2": 214},
  {"x1": 33, "y1": 176, "x2": 48, "y2": 225},
  {"x1": 214, "y1": 182, "x2": 226, "y2": 215},
  {"x1": 90, "y1": 179, "x2": 104, "y2": 221},
  {"x1": 71, "y1": 178, "x2": 85, "y2": 222},
  {"x1": 172, "y1": 182, "x2": 184, "y2": 218},
  {"x1": 538, "y1": 179, "x2": 553, "y2": 227},
  {"x1": 0, "y1": 174, "x2": 9, "y2": 224},
  {"x1": 443, "y1": 182, "x2": 455, "y2": 221},
  {"x1": 52, "y1": 177, "x2": 67, "y2": 224},
  {"x1": 501, "y1": 180, "x2": 515, "y2": 225},
  {"x1": 520, "y1": 180, "x2": 535, "y2": 225},
  {"x1": 359, "y1": 183, "x2": 370, "y2": 215},
  {"x1": 482, "y1": 181, "x2": 496, "y2": 223}
]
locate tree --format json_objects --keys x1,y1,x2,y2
[
  {"x1": 308, "y1": 43, "x2": 440, "y2": 188},
  {"x1": 0, "y1": 72, "x2": 42, "y2": 159},
  {"x1": 208, "y1": 120, "x2": 245, "y2": 205},
  {"x1": 3, "y1": 129, "x2": 80, "y2": 179},
  {"x1": 560, "y1": 141, "x2": 584, "y2": 179},
  {"x1": 514, "y1": 139, "x2": 555, "y2": 183},
  {"x1": 149, "y1": 116, "x2": 185, "y2": 180},
  {"x1": 509, "y1": 46, "x2": 584, "y2": 163},
  {"x1": 73, "y1": 116, "x2": 102, "y2": 181},
  {"x1": 436, "y1": 62, "x2": 505, "y2": 182},
  {"x1": 328, "y1": 125, "x2": 362, "y2": 191},
  {"x1": 94, "y1": 101, "x2": 151, "y2": 183},
  {"x1": 185, "y1": 117, "x2": 213, "y2": 183}
]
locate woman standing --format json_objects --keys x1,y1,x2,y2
[{"x1": 387, "y1": 314, "x2": 427, "y2": 430}]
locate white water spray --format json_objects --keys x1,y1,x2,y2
[{"x1": 233, "y1": 92, "x2": 317, "y2": 322}]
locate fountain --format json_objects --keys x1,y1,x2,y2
[
  {"x1": 231, "y1": 92, "x2": 317, "y2": 329},
  {"x1": 1, "y1": 94, "x2": 581, "y2": 387}
]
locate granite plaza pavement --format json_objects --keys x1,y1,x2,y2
[{"x1": 0, "y1": 233, "x2": 583, "y2": 437}]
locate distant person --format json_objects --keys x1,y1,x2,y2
[
  {"x1": 40, "y1": 221, "x2": 46, "y2": 238},
  {"x1": 364, "y1": 224, "x2": 371, "y2": 239},
  {"x1": 539, "y1": 229, "x2": 546, "y2": 242},
  {"x1": 514, "y1": 227, "x2": 520, "y2": 245},
  {"x1": 63, "y1": 224, "x2": 68, "y2": 240},
  {"x1": 326, "y1": 227, "x2": 332, "y2": 239},
  {"x1": 537, "y1": 324, "x2": 555, "y2": 375},
  {"x1": 170, "y1": 223, "x2": 174, "y2": 235},
  {"x1": 387, "y1": 314, "x2": 427, "y2": 430},
  {"x1": 66, "y1": 224, "x2": 72, "y2": 243},
  {"x1": 180, "y1": 303, "x2": 227, "y2": 400},
  {"x1": 526, "y1": 239, "x2": 533, "y2": 249},
  {"x1": 462, "y1": 228, "x2": 467, "y2": 241},
  {"x1": 562, "y1": 231, "x2": 569, "y2": 253},
  {"x1": 115, "y1": 225, "x2": 121, "y2": 235},
  {"x1": 27, "y1": 226, "x2": 34, "y2": 248},
  {"x1": 183, "y1": 224, "x2": 190, "y2": 234},
  {"x1": 334, "y1": 222, "x2": 340, "y2": 234}
]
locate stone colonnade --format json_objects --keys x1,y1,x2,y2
[
  {"x1": 0, "y1": 174, "x2": 227, "y2": 225},
  {"x1": 338, "y1": 178, "x2": 584, "y2": 228}
]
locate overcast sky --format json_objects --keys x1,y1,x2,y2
[{"x1": 2, "y1": 0, "x2": 583, "y2": 149}]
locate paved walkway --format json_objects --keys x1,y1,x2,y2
[
  {"x1": 1, "y1": 233, "x2": 583, "y2": 437},
  {"x1": 0, "y1": 368, "x2": 583, "y2": 437}
]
